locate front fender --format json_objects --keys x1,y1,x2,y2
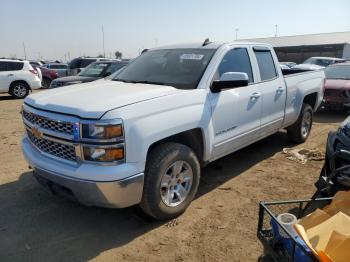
[{"x1": 102, "y1": 90, "x2": 212, "y2": 173}]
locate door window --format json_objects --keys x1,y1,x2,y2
[
  {"x1": 254, "y1": 50, "x2": 277, "y2": 81},
  {"x1": 0, "y1": 61, "x2": 7, "y2": 71},
  {"x1": 7, "y1": 62, "x2": 24, "y2": 71},
  {"x1": 216, "y1": 48, "x2": 254, "y2": 83}
]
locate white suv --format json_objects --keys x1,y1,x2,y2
[{"x1": 0, "y1": 59, "x2": 41, "y2": 98}]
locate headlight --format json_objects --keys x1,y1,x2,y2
[
  {"x1": 83, "y1": 146, "x2": 124, "y2": 162},
  {"x1": 82, "y1": 123, "x2": 123, "y2": 140}
]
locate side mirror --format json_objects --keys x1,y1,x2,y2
[{"x1": 210, "y1": 72, "x2": 249, "y2": 93}]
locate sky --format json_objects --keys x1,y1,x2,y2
[{"x1": 1, "y1": 0, "x2": 349, "y2": 61}]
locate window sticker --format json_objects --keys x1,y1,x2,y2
[{"x1": 180, "y1": 54, "x2": 204, "y2": 60}]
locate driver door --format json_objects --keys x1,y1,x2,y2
[{"x1": 209, "y1": 47, "x2": 262, "y2": 159}]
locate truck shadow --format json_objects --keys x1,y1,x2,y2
[
  {"x1": 314, "y1": 110, "x2": 348, "y2": 124},
  {"x1": 0, "y1": 132, "x2": 290, "y2": 262}
]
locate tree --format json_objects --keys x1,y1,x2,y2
[
  {"x1": 97, "y1": 54, "x2": 104, "y2": 58},
  {"x1": 114, "y1": 51, "x2": 122, "y2": 59}
]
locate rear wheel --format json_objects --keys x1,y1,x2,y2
[
  {"x1": 42, "y1": 78, "x2": 51, "y2": 88},
  {"x1": 9, "y1": 82, "x2": 30, "y2": 99},
  {"x1": 140, "y1": 142, "x2": 201, "y2": 220},
  {"x1": 287, "y1": 103, "x2": 313, "y2": 143}
]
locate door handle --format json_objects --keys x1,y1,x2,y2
[
  {"x1": 276, "y1": 87, "x2": 284, "y2": 93},
  {"x1": 7, "y1": 74, "x2": 14, "y2": 77},
  {"x1": 250, "y1": 92, "x2": 261, "y2": 100}
]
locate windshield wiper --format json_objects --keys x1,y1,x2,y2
[
  {"x1": 131, "y1": 80, "x2": 165, "y2": 86},
  {"x1": 113, "y1": 78, "x2": 137, "y2": 83},
  {"x1": 113, "y1": 79, "x2": 165, "y2": 85}
]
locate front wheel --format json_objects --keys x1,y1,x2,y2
[
  {"x1": 9, "y1": 82, "x2": 30, "y2": 99},
  {"x1": 140, "y1": 142, "x2": 201, "y2": 220},
  {"x1": 287, "y1": 103, "x2": 313, "y2": 143}
]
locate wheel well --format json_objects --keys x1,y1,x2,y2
[
  {"x1": 147, "y1": 128, "x2": 205, "y2": 166},
  {"x1": 9, "y1": 80, "x2": 30, "y2": 92},
  {"x1": 303, "y1": 93, "x2": 317, "y2": 110}
]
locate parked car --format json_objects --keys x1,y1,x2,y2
[
  {"x1": 67, "y1": 57, "x2": 112, "y2": 76},
  {"x1": 29, "y1": 61, "x2": 43, "y2": 82},
  {"x1": 50, "y1": 61, "x2": 128, "y2": 88},
  {"x1": 280, "y1": 62, "x2": 296, "y2": 68},
  {"x1": 302, "y1": 57, "x2": 347, "y2": 67},
  {"x1": 21, "y1": 42, "x2": 325, "y2": 220},
  {"x1": 0, "y1": 59, "x2": 41, "y2": 98},
  {"x1": 323, "y1": 62, "x2": 350, "y2": 109},
  {"x1": 40, "y1": 63, "x2": 69, "y2": 88},
  {"x1": 292, "y1": 63, "x2": 325, "y2": 71},
  {"x1": 279, "y1": 63, "x2": 290, "y2": 70}
]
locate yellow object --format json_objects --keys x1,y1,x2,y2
[
  {"x1": 299, "y1": 209, "x2": 331, "y2": 230},
  {"x1": 294, "y1": 191, "x2": 350, "y2": 261},
  {"x1": 327, "y1": 237, "x2": 350, "y2": 262}
]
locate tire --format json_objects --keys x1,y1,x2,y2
[
  {"x1": 42, "y1": 78, "x2": 51, "y2": 88},
  {"x1": 140, "y1": 142, "x2": 201, "y2": 220},
  {"x1": 287, "y1": 103, "x2": 313, "y2": 143},
  {"x1": 9, "y1": 82, "x2": 30, "y2": 99}
]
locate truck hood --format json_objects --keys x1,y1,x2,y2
[{"x1": 25, "y1": 80, "x2": 181, "y2": 119}]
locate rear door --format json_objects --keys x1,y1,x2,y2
[
  {"x1": 0, "y1": 61, "x2": 10, "y2": 92},
  {"x1": 252, "y1": 47, "x2": 286, "y2": 136},
  {"x1": 0, "y1": 62, "x2": 23, "y2": 92},
  {"x1": 209, "y1": 47, "x2": 262, "y2": 159}
]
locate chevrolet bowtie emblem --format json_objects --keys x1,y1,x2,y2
[{"x1": 31, "y1": 126, "x2": 43, "y2": 139}]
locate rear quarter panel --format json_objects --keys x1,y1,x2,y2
[{"x1": 283, "y1": 70, "x2": 324, "y2": 127}]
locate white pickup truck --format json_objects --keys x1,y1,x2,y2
[{"x1": 21, "y1": 41, "x2": 325, "y2": 220}]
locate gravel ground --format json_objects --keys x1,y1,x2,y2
[{"x1": 0, "y1": 90, "x2": 347, "y2": 262}]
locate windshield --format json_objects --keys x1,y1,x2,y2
[
  {"x1": 303, "y1": 58, "x2": 335, "y2": 67},
  {"x1": 79, "y1": 62, "x2": 111, "y2": 77},
  {"x1": 325, "y1": 65, "x2": 350, "y2": 80},
  {"x1": 112, "y1": 48, "x2": 216, "y2": 89}
]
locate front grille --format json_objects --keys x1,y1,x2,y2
[
  {"x1": 27, "y1": 129, "x2": 76, "y2": 162},
  {"x1": 23, "y1": 110, "x2": 74, "y2": 135}
]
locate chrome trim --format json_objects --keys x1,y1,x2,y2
[
  {"x1": 22, "y1": 104, "x2": 125, "y2": 165},
  {"x1": 23, "y1": 117, "x2": 74, "y2": 141},
  {"x1": 24, "y1": 133, "x2": 78, "y2": 166}
]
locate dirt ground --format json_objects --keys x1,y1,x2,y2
[{"x1": 0, "y1": 91, "x2": 347, "y2": 262}]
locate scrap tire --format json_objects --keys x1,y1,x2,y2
[
  {"x1": 140, "y1": 142, "x2": 200, "y2": 220},
  {"x1": 287, "y1": 103, "x2": 313, "y2": 143}
]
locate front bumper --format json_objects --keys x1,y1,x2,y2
[
  {"x1": 22, "y1": 136, "x2": 144, "y2": 208},
  {"x1": 33, "y1": 167, "x2": 144, "y2": 208}
]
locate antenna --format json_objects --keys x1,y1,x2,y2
[{"x1": 202, "y1": 38, "x2": 211, "y2": 46}]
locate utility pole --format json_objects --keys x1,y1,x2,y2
[
  {"x1": 235, "y1": 28, "x2": 239, "y2": 40},
  {"x1": 102, "y1": 25, "x2": 106, "y2": 57},
  {"x1": 22, "y1": 41, "x2": 27, "y2": 60},
  {"x1": 275, "y1": 24, "x2": 278, "y2": 37}
]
